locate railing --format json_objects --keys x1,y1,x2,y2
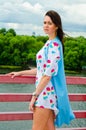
[{"x1": 0, "y1": 75, "x2": 86, "y2": 130}]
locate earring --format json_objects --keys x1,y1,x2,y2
[{"x1": 56, "y1": 27, "x2": 58, "y2": 30}]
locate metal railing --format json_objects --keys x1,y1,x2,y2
[{"x1": 0, "y1": 75, "x2": 86, "y2": 130}]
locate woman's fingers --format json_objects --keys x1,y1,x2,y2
[
  {"x1": 29, "y1": 97, "x2": 36, "y2": 111},
  {"x1": 29, "y1": 102, "x2": 34, "y2": 111},
  {"x1": 5, "y1": 72, "x2": 19, "y2": 78}
]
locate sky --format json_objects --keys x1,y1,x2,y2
[{"x1": 0, "y1": 0, "x2": 86, "y2": 37}]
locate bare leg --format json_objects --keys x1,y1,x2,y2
[
  {"x1": 32, "y1": 107, "x2": 52, "y2": 130},
  {"x1": 44, "y1": 110, "x2": 56, "y2": 130}
]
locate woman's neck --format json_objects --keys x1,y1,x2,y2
[{"x1": 48, "y1": 33, "x2": 57, "y2": 40}]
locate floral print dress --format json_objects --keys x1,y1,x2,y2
[{"x1": 35, "y1": 39, "x2": 60, "y2": 116}]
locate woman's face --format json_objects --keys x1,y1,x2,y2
[{"x1": 43, "y1": 15, "x2": 57, "y2": 36}]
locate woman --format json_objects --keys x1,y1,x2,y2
[{"x1": 8, "y1": 10, "x2": 75, "y2": 130}]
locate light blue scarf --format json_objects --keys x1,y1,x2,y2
[{"x1": 46, "y1": 37, "x2": 75, "y2": 127}]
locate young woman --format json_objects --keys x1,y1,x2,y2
[{"x1": 8, "y1": 10, "x2": 75, "y2": 130}]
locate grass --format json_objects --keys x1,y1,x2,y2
[
  {"x1": 0, "y1": 65, "x2": 22, "y2": 69},
  {"x1": 65, "y1": 70, "x2": 80, "y2": 74}
]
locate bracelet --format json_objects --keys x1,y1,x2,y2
[{"x1": 32, "y1": 92, "x2": 39, "y2": 97}]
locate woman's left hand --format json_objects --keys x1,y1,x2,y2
[{"x1": 29, "y1": 96, "x2": 36, "y2": 111}]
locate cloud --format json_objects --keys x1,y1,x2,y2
[
  {"x1": 62, "y1": 4, "x2": 86, "y2": 25},
  {"x1": 22, "y1": 2, "x2": 45, "y2": 15},
  {"x1": 0, "y1": 22, "x2": 43, "y2": 36},
  {"x1": 0, "y1": 1, "x2": 44, "y2": 23},
  {"x1": 0, "y1": 0, "x2": 86, "y2": 37}
]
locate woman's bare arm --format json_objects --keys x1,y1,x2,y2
[
  {"x1": 7, "y1": 68, "x2": 37, "y2": 78},
  {"x1": 29, "y1": 75, "x2": 51, "y2": 111},
  {"x1": 16, "y1": 68, "x2": 37, "y2": 75},
  {"x1": 35, "y1": 75, "x2": 51, "y2": 95}
]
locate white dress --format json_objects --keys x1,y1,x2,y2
[{"x1": 35, "y1": 40, "x2": 60, "y2": 115}]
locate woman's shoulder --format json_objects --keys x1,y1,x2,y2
[
  {"x1": 45, "y1": 37, "x2": 62, "y2": 49},
  {"x1": 53, "y1": 37, "x2": 61, "y2": 44},
  {"x1": 49, "y1": 37, "x2": 61, "y2": 48}
]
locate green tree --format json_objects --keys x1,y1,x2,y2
[
  {"x1": 0, "y1": 28, "x2": 6, "y2": 35},
  {"x1": 0, "y1": 27, "x2": 86, "y2": 71},
  {"x1": 6, "y1": 28, "x2": 16, "y2": 36}
]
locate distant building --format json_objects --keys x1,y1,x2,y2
[{"x1": 32, "y1": 32, "x2": 36, "y2": 36}]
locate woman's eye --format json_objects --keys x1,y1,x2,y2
[
  {"x1": 44, "y1": 21, "x2": 46, "y2": 24},
  {"x1": 43, "y1": 21, "x2": 52, "y2": 25},
  {"x1": 48, "y1": 22, "x2": 52, "y2": 25}
]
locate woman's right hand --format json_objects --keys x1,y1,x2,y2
[{"x1": 6, "y1": 71, "x2": 21, "y2": 78}]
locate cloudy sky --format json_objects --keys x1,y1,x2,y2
[{"x1": 0, "y1": 0, "x2": 86, "y2": 37}]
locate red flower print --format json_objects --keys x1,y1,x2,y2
[
  {"x1": 50, "y1": 99, "x2": 53, "y2": 103},
  {"x1": 40, "y1": 106, "x2": 44, "y2": 108},
  {"x1": 53, "y1": 42, "x2": 59, "y2": 46},
  {"x1": 51, "y1": 87, "x2": 54, "y2": 90},
  {"x1": 36, "y1": 77, "x2": 38, "y2": 80},
  {"x1": 47, "y1": 60, "x2": 51, "y2": 63},
  {"x1": 38, "y1": 55, "x2": 42, "y2": 59},
  {"x1": 46, "y1": 43, "x2": 49, "y2": 46},
  {"x1": 43, "y1": 92, "x2": 46, "y2": 95},
  {"x1": 51, "y1": 69, "x2": 55, "y2": 73},
  {"x1": 35, "y1": 97, "x2": 38, "y2": 100},
  {"x1": 46, "y1": 87, "x2": 50, "y2": 91},
  {"x1": 43, "y1": 64, "x2": 46, "y2": 68},
  {"x1": 56, "y1": 56, "x2": 60, "y2": 59}
]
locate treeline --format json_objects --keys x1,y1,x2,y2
[{"x1": 0, "y1": 28, "x2": 86, "y2": 71}]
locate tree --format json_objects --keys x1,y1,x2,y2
[
  {"x1": 0, "y1": 28, "x2": 86, "y2": 71},
  {"x1": 7, "y1": 28, "x2": 16, "y2": 36},
  {"x1": 0, "y1": 28, "x2": 6, "y2": 35}
]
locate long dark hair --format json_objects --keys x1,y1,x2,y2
[{"x1": 45, "y1": 10, "x2": 64, "y2": 45}]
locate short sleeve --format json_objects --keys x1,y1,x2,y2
[{"x1": 44, "y1": 42, "x2": 60, "y2": 76}]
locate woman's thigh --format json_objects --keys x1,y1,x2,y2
[
  {"x1": 44, "y1": 110, "x2": 55, "y2": 130},
  {"x1": 32, "y1": 107, "x2": 52, "y2": 130}
]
